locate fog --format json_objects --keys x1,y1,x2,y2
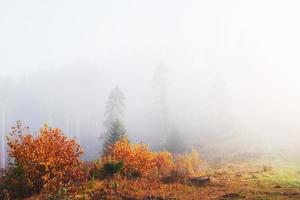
[{"x1": 1, "y1": 0, "x2": 300, "y2": 163}]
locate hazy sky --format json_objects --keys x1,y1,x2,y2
[
  {"x1": 1, "y1": 0, "x2": 300, "y2": 77},
  {"x1": 1, "y1": 0, "x2": 300, "y2": 155}
]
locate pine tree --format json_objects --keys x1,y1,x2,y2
[
  {"x1": 102, "y1": 86, "x2": 126, "y2": 154},
  {"x1": 103, "y1": 86, "x2": 125, "y2": 133},
  {"x1": 103, "y1": 118, "x2": 127, "y2": 154}
]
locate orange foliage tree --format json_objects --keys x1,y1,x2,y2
[
  {"x1": 7, "y1": 121, "x2": 85, "y2": 193},
  {"x1": 102, "y1": 139, "x2": 173, "y2": 178}
]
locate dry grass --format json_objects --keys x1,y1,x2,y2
[{"x1": 24, "y1": 162, "x2": 300, "y2": 200}]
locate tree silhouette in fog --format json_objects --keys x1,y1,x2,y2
[{"x1": 102, "y1": 86, "x2": 126, "y2": 153}]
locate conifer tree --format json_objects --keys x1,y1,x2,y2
[
  {"x1": 102, "y1": 86, "x2": 126, "y2": 154},
  {"x1": 103, "y1": 86, "x2": 125, "y2": 132},
  {"x1": 103, "y1": 118, "x2": 127, "y2": 154}
]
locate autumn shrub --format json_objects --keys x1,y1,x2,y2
[
  {"x1": 92, "y1": 141, "x2": 202, "y2": 199},
  {"x1": 154, "y1": 151, "x2": 174, "y2": 178},
  {"x1": 0, "y1": 163, "x2": 34, "y2": 199},
  {"x1": 161, "y1": 149, "x2": 202, "y2": 184},
  {"x1": 83, "y1": 161, "x2": 102, "y2": 180},
  {"x1": 173, "y1": 149, "x2": 202, "y2": 177},
  {"x1": 6, "y1": 121, "x2": 85, "y2": 195},
  {"x1": 102, "y1": 139, "x2": 173, "y2": 179}
]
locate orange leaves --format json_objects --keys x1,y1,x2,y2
[
  {"x1": 96, "y1": 146, "x2": 202, "y2": 200},
  {"x1": 155, "y1": 151, "x2": 173, "y2": 169},
  {"x1": 155, "y1": 151, "x2": 174, "y2": 177},
  {"x1": 102, "y1": 140, "x2": 175, "y2": 179},
  {"x1": 102, "y1": 140, "x2": 202, "y2": 180},
  {"x1": 5, "y1": 121, "x2": 203, "y2": 199},
  {"x1": 103, "y1": 140, "x2": 203, "y2": 179},
  {"x1": 174, "y1": 149, "x2": 202, "y2": 176},
  {"x1": 102, "y1": 139, "x2": 157, "y2": 177},
  {"x1": 7, "y1": 121, "x2": 85, "y2": 192}
]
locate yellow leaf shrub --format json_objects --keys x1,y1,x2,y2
[
  {"x1": 7, "y1": 121, "x2": 85, "y2": 193},
  {"x1": 155, "y1": 151, "x2": 174, "y2": 177},
  {"x1": 174, "y1": 149, "x2": 202, "y2": 177}
]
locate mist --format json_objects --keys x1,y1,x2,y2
[{"x1": 1, "y1": 0, "x2": 300, "y2": 163}]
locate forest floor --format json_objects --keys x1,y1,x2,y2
[
  {"x1": 28, "y1": 162, "x2": 300, "y2": 200},
  {"x1": 25, "y1": 150, "x2": 300, "y2": 200}
]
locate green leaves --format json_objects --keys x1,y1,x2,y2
[
  {"x1": 103, "y1": 118, "x2": 127, "y2": 154},
  {"x1": 102, "y1": 161, "x2": 124, "y2": 177}
]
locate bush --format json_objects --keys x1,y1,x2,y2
[
  {"x1": 173, "y1": 149, "x2": 202, "y2": 177},
  {"x1": 83, "y1": 161, "x2": 101, "y2": 181},
  {"x1": 162, "y1": 149, "x2": 202, "y2": 183},
  {"x1": 102, "y1": 139, "x2": 173, "y2": 179},
  {"x1": 101, "y1": 140, "x2": 201, "y2": 181},
  {"x1": 6, "y1": 121, "x2": 85, "y2": 194},
  {"x1": 102, "y1": 161, "x2": 124, "y2": 178},
  {"x1": 154, "y1": 151, "x2": 174, "y2": 178},
  {"x1": 1, "y1": 163, "x2": 33, "y2": 199}
]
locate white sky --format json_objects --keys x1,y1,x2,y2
[{"x1": 1, "y1": 0, "x2": 300, "y2": 77}]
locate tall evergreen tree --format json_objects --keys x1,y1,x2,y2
[
  {"x1": 103, "y1": 86, "x2": 125, "y2": 132},
  {"x1": 103, "y1": 118, "x2": 127, "y2": 154},
  {"x1": 102, "y1": 86, "x2": 126, "y2": 154}
]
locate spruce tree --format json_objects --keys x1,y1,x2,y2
[
  {"x1": 103, "y1": 86, "x2": 125, "y2": 134},
  {"x1": 103, "y1": 118, "x2": 127, "y2": 154},
  {"x1": 101, "y1": 86, "x2": 126, "y2": 154}
]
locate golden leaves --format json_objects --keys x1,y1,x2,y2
[
  {"x1": 174, "y1": 149, "x2": 202, "y2": 176},
  {"x1": 102, "y1": 140, "x2": 177, "y2": 179},
  {"x1": 7, "y1": 121, "x2": 85, "y2": 192},
  {"x1": 98, "y1": 142, "x2": 202, "y2": 200}
]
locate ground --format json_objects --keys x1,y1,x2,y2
[
  {"x1": 25, "y1": 150, "x2": 300, "y2": 200},
  {"x1": 34, "y1": 162, "x2": 299, "y2": 200}
]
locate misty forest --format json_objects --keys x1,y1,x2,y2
[{"x1": 1, "y1": 1, "x2": 300, "y2": 200}]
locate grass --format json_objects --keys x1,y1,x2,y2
[
  {"x1": 259, "y1": 167, "x2": 300, "y2": 188},
  {"x1": 73, "y1": 163, "x2": 300, "y2": 200},
  {"x1": 24, "y1": 153, "x2": 300, "y2": 200}
]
